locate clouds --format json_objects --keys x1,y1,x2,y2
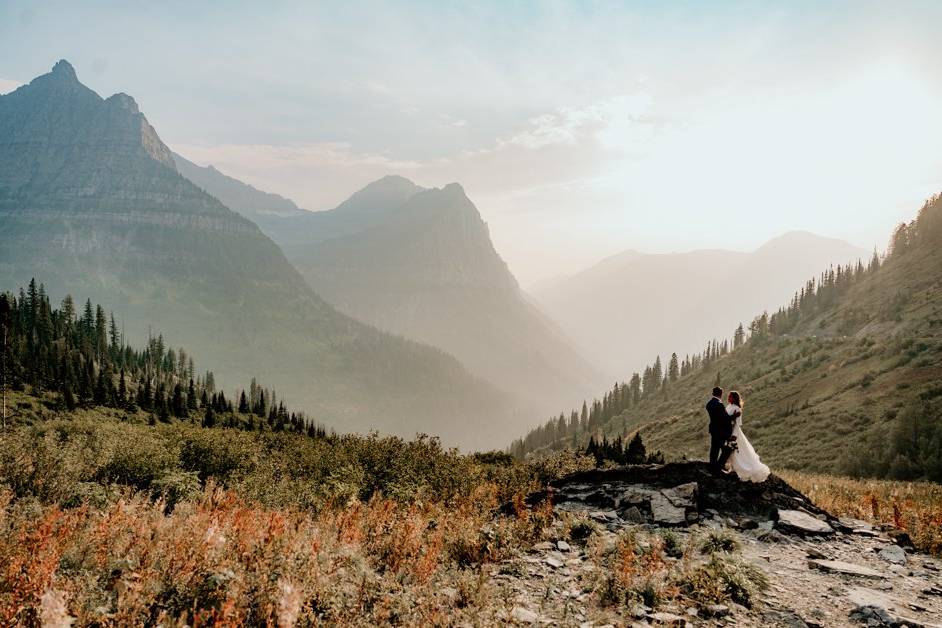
[
  {"x1": 0, "y1": 78, "x2": 21, "y2": 94},
  {"x1": 4, "y1": 1, "x2": 942, "y2": 284}
]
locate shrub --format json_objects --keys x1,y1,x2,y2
[
  {"x1": 150, "y1": 470, "x2": 202, "y2": 511},
  {"x1": 700, "y1": 531, "x2": 740, "y2": 555},
  {"x1": 679, "y1": 555, "x2": 768, "y2": 608}
]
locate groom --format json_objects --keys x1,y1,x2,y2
[{"x1": 706, "y1": 386, "x2": 738, "y2": 475}]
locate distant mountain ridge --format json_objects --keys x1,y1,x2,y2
[
  {"x1": 176, "y1": 162, "x2": 602, "y2": 423},
  {"x1": 0, "y1": 60, "x2": 513, "y2": 449},
  {"x1": 172, "y1": 152, "x2": 305, "y2": 219},
  {"x1": 533, "y1": 232, "x2": 868, "y2": 381}
]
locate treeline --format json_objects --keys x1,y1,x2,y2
[
  {"x1": 584, "y1": 432, "x2": 664, "y2": 467},
  {"x1": 511, "y1": 254, "x2": 882, "y2": 457},
  {"x1": 0, "y1": 280, "x2": 327, "y2": 437}
]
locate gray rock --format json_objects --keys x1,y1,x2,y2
[
  {"x1": 650, "y1": 493, "x2": 687, "y2": 525},
  {"x1": 544, "y1": 557, "x2": 564, "y2": 569},
  {"x1": 705, "y1": 604, "x2": 730, "y2": 617},
  {"x1": 808, "y1": 559, "x2": 886, "y2": 579},
  {"x1": 840, "y1": 517, "x2": 873, "y2": 531},
  {"x1": 590, "y1": 510, "x2": 619, "y2": 522},
  {"x1": 630, "y1": 604, "x2": 651, "y2": 618},
  {"x1": 622, "y1": 506, "x2": 646, "y2": 523},
  {"x1": 777, "y1": 509, "x2": 834, "y2": 535},
  {"x1": 877, "y1": 545, "x2": 907, "y2": 565},
  {"x1": 806, "y1": 547, "x2": 829, "y2": 560},
  {"x1": 621, "y1": 486, "x2": 654, "y2": 505},
  {"x1": 661, "y1": 482, "x2": 698, "y2": 507},
  {"x1": 761, "y1": 609, "x2": 810, "y2": 627},
  {"x1": 646, "y1": 611, "x2": 687, "y2": 624},
  {"x1": 848, "y1": 604, "x2": 894, "y2": 627},
  {"x1": 557, "y1": 540, "x2": 572, "y2": 552},
  {"x1": 511, "y1": 606, "x2": 540, "y2": 623},
  {"x1": 532, "y1": 541, "x2": 554, "y2": 551}
]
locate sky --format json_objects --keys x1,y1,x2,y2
[{"x1": 3, "y1": 1, "x2": 942, "y2": 285}]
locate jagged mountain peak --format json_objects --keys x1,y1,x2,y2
[
  {"x1": 50, "y1": 59, "x2": 78, "y2": 82},
  {"x1": 105, "y1": 92, "x2": 140, "y2": 113},
  {"x1": 336, "y1": 175, "x2": 424, "y2": 214}
]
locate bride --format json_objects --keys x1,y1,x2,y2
[{"x1": 725, "y1": 391, "x2": 770, "y2": 483}]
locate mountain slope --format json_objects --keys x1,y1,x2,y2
[
  {"x1": 282, "y1": 181, "x2": 602, "y2": 418},
  {"x1": 172, "y1": 152, "x2": 304, "y2": 219},
  {"x1": 533, "y1": 232, "x2": 868, "y2": 381},
  {"x1": 0, "y1": 60, "x2": 511, "y2": 449},
  {"x1": 516, "y1": 195, "x2": 942, "y2": 479}
]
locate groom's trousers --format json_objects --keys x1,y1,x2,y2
[{"x1": 709, "y1": 435, "x2": 727, "y2": 470}]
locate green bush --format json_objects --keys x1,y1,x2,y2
[{"x1": 151, "y1": 469, "x2": 202, "y2": 510}]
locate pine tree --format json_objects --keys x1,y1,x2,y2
[
  {"x1": 203, "y1": 404, "x2": 216, "y2": 428},
  {"x1": 625, "y1": 431, "x2": 646, "y2": 464},
  {"x1": 668, "y1": 353, "x2": 679, "y2": 383},
  {"x1": 733, "y1": 323, "x2": 745, "y2": 349},
  {"x1": 187, "y1": 378, "x2": 198, "y2": 411}
]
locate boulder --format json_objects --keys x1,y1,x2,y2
[
  {"x1": 848, "y1": 604, "x2": 895, "y2": 627},
  {"x1": 621, "y1": 506, "x2": 645, "y2": 523},
  {"x1": 650, "y1": 493, "x2": 687, "y2": 525},
  {"x1": 776, "y1": 509, "x2": 834, "y2": 535},
  {"x1": 877, "y1": 545, "x2": 907, "y2": 566}
]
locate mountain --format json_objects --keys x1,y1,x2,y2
[
  {"x1": 0, "y1": 60, "x2": 513, "y2": 449},
  {"x1": 172, "y1": 152, "x2": 304, "y2": 219},
  {"x1": 267, "y1": 175, "x2": 425, "y2": 249},
  {"x1": 515, "y1": 195, "x2": 942, "y2": 480},
  {"x1": 533, "y1": 232, "x2": 868, "y2": 381},
  {"x1": 264, "y1": 179, "x2": 601, "y2": 417}
]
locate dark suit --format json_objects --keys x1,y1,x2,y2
[{"x1": 706, "y1": 396, "x2": 734, "y2": 470}]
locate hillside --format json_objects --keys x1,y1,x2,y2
[
  {"x1": 0, "y1": 61, "x2": 512, "y2": 449},
  {"x1": 280, "y1": 181, "x2": 602, "y2": 417},
  {"x1": 515, "y1": 195, "x2": 942, "y2": 480},
  {"x1": 533, "y1": 232, "x2": 867, "y2": 381}
]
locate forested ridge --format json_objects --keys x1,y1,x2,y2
[
  {"x1": 0, "y1": 280, "x2": 321, "y2": 436},
  {"x1": 513, "y1": 194, "x2": 942, "y2": 482}
]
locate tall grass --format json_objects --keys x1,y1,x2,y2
[{"x1": 780, "y1": 469, "x2": 942, "y2": 555}]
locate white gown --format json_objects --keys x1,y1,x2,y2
[{"x1": 726, "y1": 403, "x2": 770, "y2": 483}]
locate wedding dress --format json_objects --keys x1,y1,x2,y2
[{"x1": 726, "y1": 403, "x2": 770, "y2": 483}]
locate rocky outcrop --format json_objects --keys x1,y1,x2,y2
[
  {"x1": 493, "y1": 462, "x2": 942, "y2": 626},
  {"x1": 503, "y1": 462, "x2": 837, "y2": 530}
]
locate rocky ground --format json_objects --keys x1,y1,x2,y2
[{"x1": 488, "y1": 463, "x2": 942, "y2": 627}]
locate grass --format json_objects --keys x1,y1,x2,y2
[
  {"x1": 0, "y1": 390, "x2": 938, "y2": 625},
  {"x1": 780, "y1": 469, "x2": 942, "y2": 555},
  {"x1": 0, "y1": 485, "x2": 541, "y2": 626}
]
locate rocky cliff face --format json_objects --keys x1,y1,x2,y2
[{"x1": 0, "y1": 61, "x2": 513, "y2": 449}]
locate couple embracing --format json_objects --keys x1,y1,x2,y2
[{"x1": 706, "y1": 386, "x2": 770, "y2": 482}]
